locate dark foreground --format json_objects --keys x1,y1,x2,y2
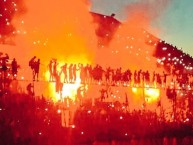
[{"x1": 0, "y1": 93, "x2": 193, "y2": 145}]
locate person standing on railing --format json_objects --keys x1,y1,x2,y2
[
  {"x1": 11, "y1": 58, "x2": 18, "y2": 79},
  {"x1": 29, "y1": 56, "x2": 36, "y2": 80},
  {"x1": 34, "y1": 59, "x2": 40, "y2": 81}
]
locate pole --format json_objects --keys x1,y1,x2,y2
[{"x1": 142, "y1": 75, "x2": 146, "y2": 110}]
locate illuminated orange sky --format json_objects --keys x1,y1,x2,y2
[
  {"x1": 8, "y1": 0, "x2": 161, "y2": 70},
  {"x1": 0, "y1": 0, "x2": 173, "y2": 110}
]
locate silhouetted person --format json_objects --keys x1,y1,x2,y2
[
  {"x1": 163, "y1": 71, "x2": 168, "y2": 87},
  {"x1": 0, "y1": 53, "x2": 9, "y2": 83},
  {"x1": 55, "y1": 73, "x2": 63, "y2": 95},
  {"x1": 1, "y1": 53, "x2": 9, "y2": 72},
  {"x1": 116, "y1": 67, "x2": 122, "y2": 84},
  {"x1": 152, "y1": 71, "x2": 156, "y2": 85},
  {"x1": 29, "y1": 56, "x2": 36, "y2": 80},
  {"x1": 87, "y1": 64, "x2": 93, "y2": 83},
  {"x1": 69, "y1": 64, "x2": 73, "y2": 83},
  {"x1": 134, "y1": 70, "x2": 137, "y2": 85},
  {"x1": 100, "y1": 88, "x2": 107, "y2": 101},
  {"x1": 105, "y1": 67, "x2": 111, "y2": 83},
  {"x1": 61, "y1": 63, "x2": 68, "y2": 83},
  {"x1": 156, "y1": 73, "x2": 162, "y2": 85},
  {"x1": 11, "y1": 58, "x2": 18, "y2": 79},
  {"x1": 77, "y1": 85, "x2": 85, "y2": 106},
  {"x1": 145, "y1": 70, "x2": 150, "y2": 83},
  {"x1": 127, "y1": 69, "x2": 132, "y2": 84},
  {"x1": 79, "y1": 63, "x2": 85, "y2": 83},
  {"x1": 137, "y1": 69, "x2": 142, "y2": 84},
  {"x1": 72, "y1": 64, "x2": 77, "y2": 83},
  {"x1": 27, "y1": 83, "x2": 34, "y2": 96},
  {"x1": 85, "y1": 64, "x2": 90, "y2": 83},
  {"x1": 48, "y1": 60, "x2": 54, "y2": 82},
  {"x1": 53, "y1": 59, "x2": 58, "y2": 81},
  {"x1": 4, "y1": 53, "x2": 9, "y2": 60},
  {"x1": 34, "y1": 59, "x2": 40, "y2": 81},
  {"x1": 0, "y1": 53, "x2": 9, "y2": 90},
  {"x1": 29, "y1": 56, "x2": 36, "y2": 69}
]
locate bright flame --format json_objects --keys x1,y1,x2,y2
[
  {"x1": 132, "y1": 87, "x2": 160, "y2": 103},
  {"x1": 46, "y1": 75, "x2": 82, "y2": 102},
  {"x1": 132, "y1": 87, "x2": 137, "y2": 93},
  {"x1": 45, "y1": 60, "x2": 90, "y2": 102},
  {"x1": 144, "y1": 88, "x2": 160, "y2": 103},
  {"x1": 61, "y1": 79, "x2": 81, "y2": 101},
  {"x1": 9, "y1": 0, "x2": 97, "y2": 99}
]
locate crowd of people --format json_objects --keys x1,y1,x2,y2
[
  {"x1": 1, "y1": 53, "x2": 193, "y2": 93},
  {"x1": 43, "y1": 58, "x2": 193, "y2": 102},
  {"x1": 0, "y1": 53, "x2": 19, "y2": 93},
  {"x1": 47, "y1": 59, "x2": 193, "y2": 91},
  {"x1": 0, "y1": 92, "x2": 193, "y2": 145},
  {"x1": 29, "y1": 56, "x2": 41, "y2": 81},
  {"x1": 1, "y1": 52, "x2": 193, "y2": 144},
  {"x1": 155, "y1": 40, "x2": 193, "y2": 73},
  {"x1": 0, "y1": 52, "x2": 19, "y2": 79}
]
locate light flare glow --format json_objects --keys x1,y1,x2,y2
[{"x1": 132, "y1": 87, "x2": 160, "y2": 103}]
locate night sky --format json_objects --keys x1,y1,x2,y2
[{"x1": 91, "y1": 0, "x2": 193, "y2": 56}]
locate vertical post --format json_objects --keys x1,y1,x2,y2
[
  {"x1": 142, "y1": 75, "x2": 146, "y2": 110},
  {"x1": 173, "y1": 81, "x2": 177, "y2": 122}
]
